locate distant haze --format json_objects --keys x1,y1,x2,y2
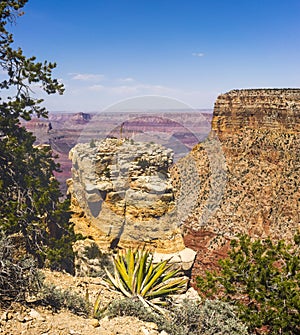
[{"x1": 23, "y1": 108, "x2": 213, "y2": 194}]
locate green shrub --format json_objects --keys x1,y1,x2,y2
[
  {"x1": 198, "y1": 300, "x2": 248, "y2": 335},
  {"x1": 137, "y1": 159, "x2": 150, "y2": 169},
  {"x1": 106, "y1": 297, "x2": 247, "y2": 335},
  {"x1": 106, "y1": 297, "x2": 153, "y2": 320},
  {"x1": 104, "y1": 297, "x2": 201, "y2": 335},
  {"x1": 75, "y1": 239, "x2": 114, "y2": 278},
  {"x1": 197, "y1": 234, "x2": 300, "y2": 334},
  {"x1": 90, "y1": 139, "x2": 96, "y2": 148},
  {"x1": 166, "y1": 299, "x2": 202, "y2": 335},
  {"x1": 41, "y1": 283, "x2": 90, "y2": 316}
]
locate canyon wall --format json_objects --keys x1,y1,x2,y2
[
  {"x1": 180, "y1": 89, "x2": 300, "y2": 279},
  {"x1": 212, "y1": 89, "x2": 300, "y2": 135}
]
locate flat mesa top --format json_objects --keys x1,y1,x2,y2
[{"x1": 224, "y1": 88, "x2": 300, "y2": 96}]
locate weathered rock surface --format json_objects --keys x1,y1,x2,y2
[
  {"x1": 212, "y1": 89, "x2": 300, "y2": 135},
  {"x1": 178, "y1": 89, "x2": 300, "y2": 282},
  {"x1": 69, "y1": 138, "x2": 185, "y2": 254},
  {"x1": 153, "y1": 248, "x2": 197, "y2": 271}
]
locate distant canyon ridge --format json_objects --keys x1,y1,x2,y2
[{"x1": 23, "y1": 110, "x2": 213, "y2": 194}]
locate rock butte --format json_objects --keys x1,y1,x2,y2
[{"x1": 68, "y1": 138, "x2": 186, "y2": 253}]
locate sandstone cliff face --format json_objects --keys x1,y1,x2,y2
[
  {"x1": 69, "y1": 138, "x2": 185, "y2": 253},
  {"x1": 212, "y1": 89, "x2": 300, "y2": 135},
  {"x1": 180, "y1": 89, "x2": 300, "y2": 280}
]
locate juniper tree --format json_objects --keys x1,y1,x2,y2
[
  {"x1": 0, "y1": 0, "x2": 76, "y2": 272},
  {"x1": 197, "y1": 234, "x2": 300, "y2": 334}
]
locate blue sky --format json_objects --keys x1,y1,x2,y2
[{"x1": 10, "y1": 0, "x2": 300, "y2": 111}]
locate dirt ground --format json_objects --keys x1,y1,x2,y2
[{"x1": 0, "y1": 270, "x2": 168, "y2": 335}]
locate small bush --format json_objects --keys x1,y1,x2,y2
[
  {"x1": 90, "y1": 139, "x2": 96, "y2": 148},
  {"x1": 104, "y1": 297, "x2": 202, "y2": 335},
  {"x1": 0, "y1": 234, "x2": 41, "y2": 303},
  {"x1": 168, "y1": 299, "x2": 202, "y2": 335},
  {"x1": 137, "y1": 159, "x2": 150, "y2": 169},
  {"x1": 105, "y1": 297, "x2": 175, "y2": 333},
  {"x1": 41, "y1": 283, "x2": 90, "y2": 316},
  {"x1": 107, "y1": 297, "x2": 152, "y2": 320},
  {"x1": 74, "y1": 239, "x2": 114, "y2": 278},
  {"x1": 198, "y1": 300, "x2": 248, "y2": 335}
]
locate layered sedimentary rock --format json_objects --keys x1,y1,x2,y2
[
  {"x1": 212, "y1": 89, "x2": 300, "y2": 135},
  {"x1": 68, "y1": 138, "x2": 186, "y2": 253},
  {"x1": 179, "y1": 89, "x2": 300, "y2": 280}
]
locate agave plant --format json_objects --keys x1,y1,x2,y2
[{"x1": 104, "y1": 248, "x2": 187, "y2": 313}]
